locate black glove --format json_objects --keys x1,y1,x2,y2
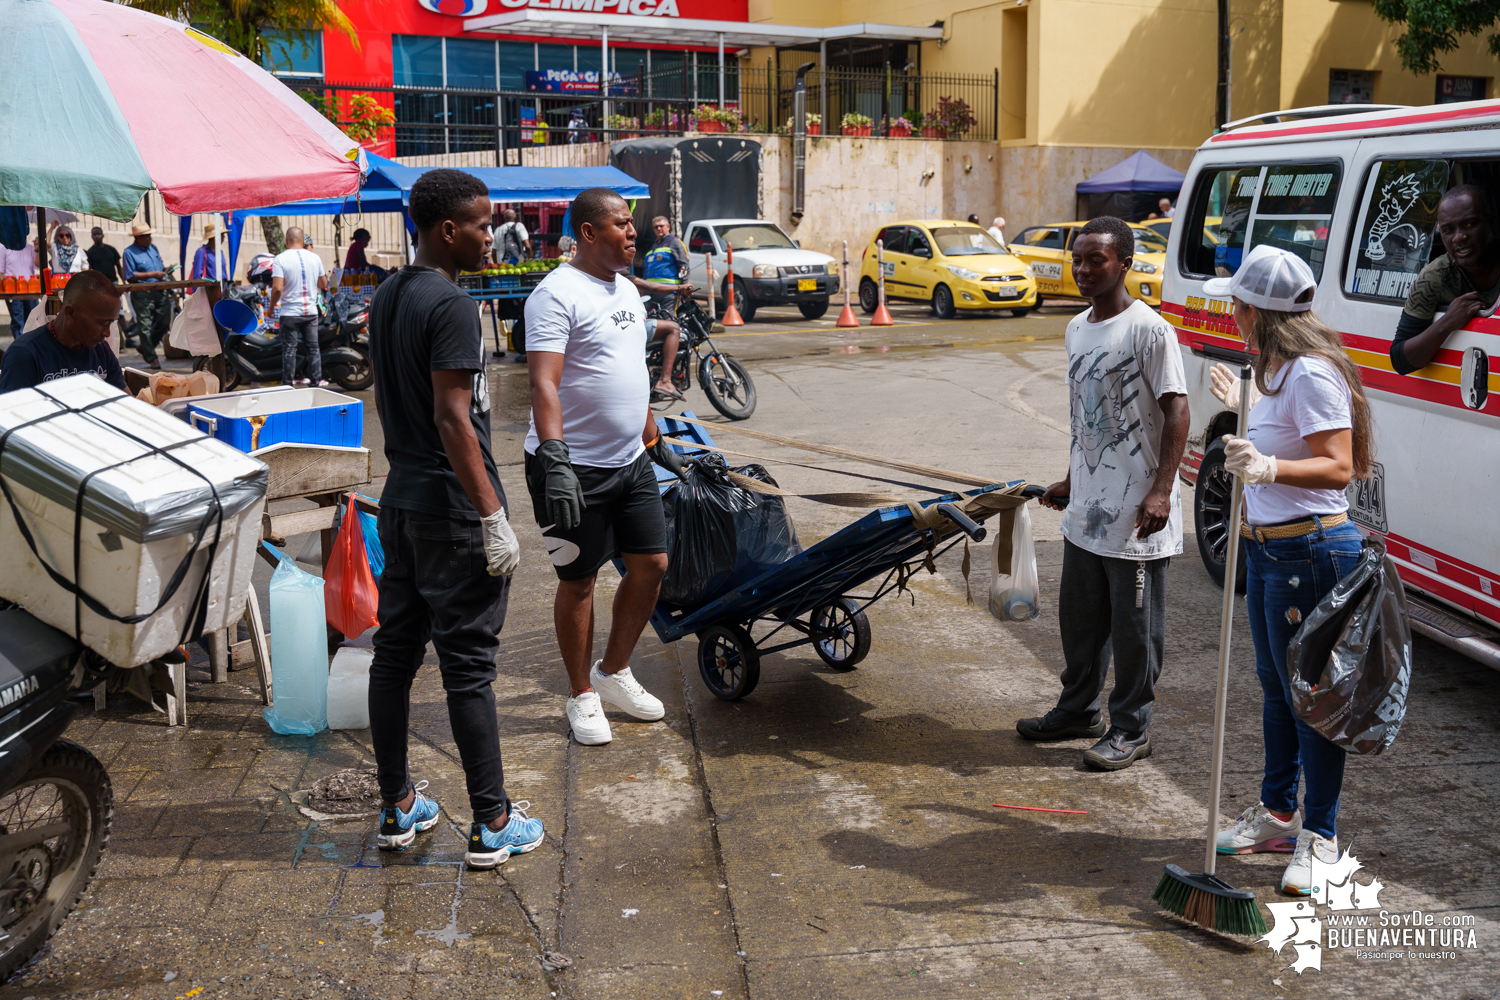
[
  {"x1": 535, "y1": 439, "x2": 585, "y2": 531},
  {"x1": 647, "y1": 434, "x2": 691, "y2": 482}
]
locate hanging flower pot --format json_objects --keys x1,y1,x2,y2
[
  {"x1": 842, "y1": 125, "x2": 872, "y2": 137},
  {"x1": 697, "y1": 120, "x2": 728, "y2": 133},
  {"x1": 887, "y1": 124, "x2": 912, "y2": 138},
  {"x1": 807, "y1": 123, "x2": 821, "y2": 136},
  {"x1": 920, "y1": 126, "x2": 947, "y2": 139}
]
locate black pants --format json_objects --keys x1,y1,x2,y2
[
  {"x1": 279, "y1": 314, "x2": 320, "y2": 383},
  {"x1": 130, "y1": 289, "x2": 169, "y2": 362},
  {"x1": 369, "y1": 506, "x2": 511, "y2": 824},
  {"x1": 1054, "y1": 538, "x2": 1169, "y2": 734}
]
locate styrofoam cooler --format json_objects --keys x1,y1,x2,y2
[
  {"x1": 186, "y1": 387, "x2": 362, "y2": 453},
  {"x1": 0, "y1": 375, "x2": 268, "y2": 667}
]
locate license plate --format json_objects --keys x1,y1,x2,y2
[
  {"x1": 880, "y1": 261, "x2": 895, "y2": 277},
  {"x1": 1346, "y1": 460, "x2": 1387, "y2": 533},
  {"x1": 1033, "y1": 262, "x2": 1063, "y2": 280},
  {"x1": 996, "y1": 284, "x2": 1016, "y2": 296},
  {"x1": 797, "y1": 278, "x2": 817, "y2": 292}
]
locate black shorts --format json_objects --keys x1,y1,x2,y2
[{"x1": 524, "y1": 450, "x2": 667, "y2": 581}]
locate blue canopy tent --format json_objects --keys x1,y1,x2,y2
[{"x1": 1075, "y1": 150, "x2": 1186, "y2": 222}]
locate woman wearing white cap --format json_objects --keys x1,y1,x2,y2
[{"x1": 1202, "y1": 244, "x2": 1374, "y2": 896}]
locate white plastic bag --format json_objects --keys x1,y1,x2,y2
[
  {"x1": 989, "y1": 505, "x2": 1040, "y2": 622},
  {"x1": 327, "y1": 647, "x2": 373, "y2": 730},
  {"x1": 167, "y1": 286, "x2": 221, "y2": 356}
]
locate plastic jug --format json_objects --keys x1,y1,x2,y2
[
  {"x1": 326, "y1": 647, "x2": 373, "y2": 730},
  {"x1": 261, "y1": 543, "x2": 329, "y2": 734}
]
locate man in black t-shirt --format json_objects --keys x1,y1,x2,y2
[
  {"x1": 85, "y1": 227, "x2": 121, "y2": 281},
  {"x1": 0, "y1": 271, "x2": 125, "y2": 394},
  {"x1": 366, "y1": 168, "x2": 543, "y2": 869}
]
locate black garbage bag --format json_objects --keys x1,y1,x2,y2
[
  {"x1": 660, "y1": 452, "x2": 801, "y2": 609},
  {"x1": 1285, "y1": 539, "x2": 1413, "y2": 755}
]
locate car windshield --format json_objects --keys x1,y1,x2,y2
[
  {"x1": 930, "y1": 226, "x2": 1007, "y2": 256},
  {"x1": 1133, "y1": 230, "x2": 1168, "y2": 255},
  {"x1": 713, "y1": 224, "x2": 795, "y2": 249}
]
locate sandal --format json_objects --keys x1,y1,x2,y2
[{"x1": 651, "y1": 385, "x2": 686, "y2": 402}]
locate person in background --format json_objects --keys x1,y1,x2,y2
[
  {"x1": 366, "y1": 167, "x2": 539, "y2": 868},
  {"x1": 566, "y1": 107, "x2": 589, "y2": 144},
  {"x1": 50, "y1": 225, "x2": 86, "y2": 275},
  {"x1": 2, "y1": 237, "x2": 39, "y2": 335},
  {"x1": 1021, "y1": 215, "x2": 1189, "y2": 771},
  {"x1": 1203, "y1": 245, "x2": 1372, "y2": 896},
  {"x1": 988, "y1": 217, "x2": 1008, "y2": 250},
  {"x1": 269, "y1": 226, "x2": 328, "y2": 387},
  {"x1": 122, "y1": 221, "x2": 169, "y2": 370},
  {"x1": 0, "y1": 271, "x2": 124, "y2": 394},
  {"x1": 189, "y1": 222, "x2": 219, "y2": 286},
  {"x1": 85, "y1": 227, "x2": 120, "y2": 281},
  {"x1": 495, "y1": 209, "x2": 532, "y2": 265},
  {"x1": 345, "y1": 227, "x2": 371, "y2": 270},
  {"x1": 1159, "y1": 197, "x2": 1174, "y2": 217},
  {"x1": 632, "y1": 215, "x2": 693, "y2": 400},
  {"x1": 967, "y1": 214, "x2": 982, "y2": 226},
  {"x1": 1390, "y1": 184, "x2": 1500, "y2": 375}
]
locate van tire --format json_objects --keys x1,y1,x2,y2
[{"x1": 1195, "y1": 442, "x2": 1248, "y2": 593}]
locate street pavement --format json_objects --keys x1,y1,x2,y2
[{"x1": 3, "y1": 301, "x2": 1495, "y2": 1000}]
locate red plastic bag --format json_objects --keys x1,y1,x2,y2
[{"x1": 325, "y1": 495, "x2": 380, "y2": 639}]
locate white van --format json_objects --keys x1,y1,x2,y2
[{"x1": 1163, "y1": 102, "x2": 1500, "y2": 669}]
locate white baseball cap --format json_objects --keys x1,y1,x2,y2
[{"x1": 1202, "y1": 244, "x2": 1316, "y2": 312}]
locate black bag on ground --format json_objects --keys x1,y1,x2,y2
[
  {"x1": 660, "y1": 453, "x2": 801, "y2": 609},
  {"x1": 1285, "y1": 539, "x2": 1413, "y2": 755}
]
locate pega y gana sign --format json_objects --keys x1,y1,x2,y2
[{"x1": 420, "y1": 0, "x2": 684, "y2": 15}]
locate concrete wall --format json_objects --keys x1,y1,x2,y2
[
  {"x1": 997, "y1": 145, "x2": 1196, "y2": 234},
  {"x1": 757, "y1": 135, "x2": 1000, "y2": 256}
]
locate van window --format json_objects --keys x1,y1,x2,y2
[
  {"x1": 1181, "y1": 162, "x2": 1343, "y2": 279},
  {"x1": 1346, "y1": 159, "x2": 1450, "y2": 301}
]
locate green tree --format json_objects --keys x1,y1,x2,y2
[{"x1": 1373, "y1": 0, "x2": 1500, "y2": 74}]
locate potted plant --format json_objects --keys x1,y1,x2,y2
[
  {"x1": 928, "y1": 96, "x2": 977, "y2": 139},
  {"x1": 841, "y1": 112, "x2": 873, "y2": 137},
  {"x1": 885, "y1": 115, "x2": 913, "y2": 138},
  {"x1": 785, "y1": 113, "x2": 821, "y2": 135},
  {"x1": 693, "y1": 105, "x2": 742, "y2": 133},
  {"x1": 605, "y1": 113, "x2": 641, "y2": 138}
]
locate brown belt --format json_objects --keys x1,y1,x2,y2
[{"x1": 1240, "y1": 511, "x2": 1349, "y2": 541}]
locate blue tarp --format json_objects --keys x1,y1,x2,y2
[
  {"x1": 1075, "y1": 150, "x2": 1186, "y2": 193},
  {"x1": 235, "y1": 153, "x2": 649, "y2": 217}
]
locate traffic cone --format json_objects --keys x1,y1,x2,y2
[
  {"x1": 871, "y1": 239, "x2": 894, "y2": 326},
  {"x1": 721, "y1": 241, "x2": 744, "y2": 326},
  {"x1": 836, "y1": 301, "x2": 859, "y2": 327},
  {"x1": 835, "y1": 239, "x2": 859, "y2": 327},
  {"x1": 871, "y1": 299, "x2": 893, "y2": 326}
]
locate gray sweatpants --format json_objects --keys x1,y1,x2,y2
[{"x1": 1054, "y1": 538, "x2": 1169, "y2": 734}]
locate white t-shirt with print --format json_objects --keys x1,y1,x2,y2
[
  {"x1": 522, "y1": 263, "x2": 649, "y2": 468},
  {"x1": 1061, "y1": 298, "x2": 1188, "y2": 559},
  {"x1": 271, "y1": 248, "x2": 325, "y2": 317},
  {"x1": 1244, "y1": 355, "x2": 1353, "y2": 525}
]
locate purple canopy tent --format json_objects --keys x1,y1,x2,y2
[{"x1": 1076, "y1": 151, "x2": 1187, "y2": 222}]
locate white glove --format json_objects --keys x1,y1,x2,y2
[
  {"x1": 481, "y1": 507, "x2": 521, "y2": 577},
  {"x1": 1222, "y1": 435, "x2": 1277, "y2": 484},
  {"x1": 1209, "y1": 363, "x2": 1262, "y2": 414}
]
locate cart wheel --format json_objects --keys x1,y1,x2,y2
[
  {"x1": 697, "y1": 624, "x2": 761, "y2": 701},
  {"x1": 811, "y1": 598, "x2": 872, "y2": 671}
]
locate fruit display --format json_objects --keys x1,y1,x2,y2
[{"x1": 478, "y1": 257, "x2": 564, "y2": 277}]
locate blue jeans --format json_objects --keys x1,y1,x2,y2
[
  {"x1": 1245, "y1": 517, "x2": 1363, "y2": 839},
  {"x1": 7, "y1": 298, "x2": 38, "y2": 333}
]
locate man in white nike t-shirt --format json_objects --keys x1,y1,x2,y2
[
  {"x1": 524, "y1": 188, "x2": 691, "y2": 746},
  {"x1": 270, "y1": 226, "x2": 328, "y2": 386}
]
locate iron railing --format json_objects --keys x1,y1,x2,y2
[{"x1": 735, "y1": 66, "x2": 998, "y2": 141}]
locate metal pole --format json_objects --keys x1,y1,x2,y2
[
  {"x1": 602, "y1": 26, "x2": 611, "y2": 124},
  {"x1": 705, "y1": 251, "x2": 716, "y2": 317},
  {"x1": 792, "y1": 62, "x2": 814, "y2": 224},
  {"x1": 718, "y1": 33, "x2": 725, "y2": 108},
  {"x1": 819, "y1": 41, "x2": 827, "y2": 131}
]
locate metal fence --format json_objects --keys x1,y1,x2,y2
[{"x1": 735, "y1": 66, "x2": 997, "y2": 141}]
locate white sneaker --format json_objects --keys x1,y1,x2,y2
[
  {"x1": 1216, "y1": 802, "x2": 1301, "y2": 855},
  {"x1": 1281, "y1": 829, "x2": 1339, "y2": 896},
  {"x1": 590, "y1": 660, "x2": 664, "y2": 721},
  {"x1": 566, "y1": 691, "x2": 612, "y2": 745}
]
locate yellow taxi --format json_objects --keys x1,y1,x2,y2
[
  {"x1": 857, "y1": 220, "x2": 1038, "y2": 318},
  {"x1": 1008, "y1": 221, "x2": 1167, "y2": 307},
  {"x1": 1141, "y1": 216, "x2": 1223, "y2": 247}
]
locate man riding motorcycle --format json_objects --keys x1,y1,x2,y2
[{"x1": 633, "y1": 218, "x2": 695, "y2": 401}]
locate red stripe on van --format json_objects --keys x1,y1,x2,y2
[{"x1": 1207, "y1": 102, "x2": 1500, "y2": 144}]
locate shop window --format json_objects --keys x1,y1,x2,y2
[
  {"x1": 498, "y1": 41, "x2": 535, "y2": 90},
  {"x1": 1436, "y1": 75, "x2": 1488, "y2": 104},
  {"x1": 537, "y1": 43, "x2": 575, "y2": 74},
  {"x1": 1329, "y1": 69, "x2": 1375, "y2": 105},
  {"x1": 447, "y1": 37, "x2": 497, "y2": 90},
  {"x1": 1346, "y1": 159, "x2": 1449, "y2": 301},
  {"x1": 1181, "y1": 162, "x2": 1342, "y2": 279},
  {"x1": 261, "y1": 30, "x2": 322, "y2": 78},
  {"x1": 393, "y1": 35, "x2": 443, "y2": 88}
]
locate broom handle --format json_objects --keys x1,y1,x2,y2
[{"x1": 1204, "y1": 364, "x2": 1253, "y2": 876}]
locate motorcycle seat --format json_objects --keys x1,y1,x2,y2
[{"x1": 242, "y1": 331, "x2": 279, "y2": 349}]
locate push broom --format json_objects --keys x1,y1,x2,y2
[{"x1": 1150, "y1": 365, "x2": 1269, "y2": 937}]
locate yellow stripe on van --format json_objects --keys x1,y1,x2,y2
[{"x1": 1346, "y1": 347, "x2": 1500, "y2": 391}]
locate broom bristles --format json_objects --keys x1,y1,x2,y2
[{"x1": 1152, "y1": 865, "x2": 1269, "y2": 937}]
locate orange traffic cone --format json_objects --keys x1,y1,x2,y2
[
  {"x1": 836, "y1": 239, "x2": 860, "y2": 327},
  {"x1": 721, "y1": 241, "x2": 744, "y2": 326},
  {"x1": 871, "y1": 240, "x2": 894, "y2": 326}
]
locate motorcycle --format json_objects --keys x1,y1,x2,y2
[
  {"x1": 647, "y1": 295, "x2": 757, "y2": 421},
  {"x1": 0, "y1": 604, "x2": 115, "y2": 979},
  {"x1": 192, "y1": 257, "x2": 373, "y2": 392}
]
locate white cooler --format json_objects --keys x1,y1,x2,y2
[{"x1": 0, "y1": 375, "x2": 269, "y2": 667}]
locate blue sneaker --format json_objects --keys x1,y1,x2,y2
[
  {"x1": 375, "y1": 780, "x2": 442, "y2": 851},
  {"x1": 464, "y1": 801, "x2": 545, "y2": 869}
]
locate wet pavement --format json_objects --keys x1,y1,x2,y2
[{"x1": 4, "y1": 302, "x2": 1496, "y2": 999}]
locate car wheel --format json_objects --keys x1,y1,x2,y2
[
  {"x1": 729, "y1": 277, "x2": 757, "y2": 322},
  {"x1": 858, "y1": 279, "x2": 878, "y2": 314},
  {"x1": 1195, "y1": 443, "x2": 1248, "y2": 592},
  {"x1": 931, "y1": 284, "x2": 956, "y2": 320},
  {"x1": 1010, "y1": 306, "x2": 1033, "y2": 318},
  {"x1": 798, "y1": 298, "x2": 829, "y2": 320}
]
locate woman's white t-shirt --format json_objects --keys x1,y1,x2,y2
[{"x1": 1244, "y1": 355, "x2": 1352, "y2": 525}]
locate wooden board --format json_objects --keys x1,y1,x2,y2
[
  {"x1": 256, "y1": 444, "x2": 371, "y2": 501},
  {"x1": 263, "y1": 505, "x2": 339, "y2": 540}
]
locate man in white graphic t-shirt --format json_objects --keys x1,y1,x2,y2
[
  {"x1": 524, "y1": 188, "x2": 691, "y2": 746},
  {"x1": 1019, "y1": 215, "x2": 1189, "y2": 772},
  {"x1": 270, "y1": 227, "x2": 328, "y2": 386}
]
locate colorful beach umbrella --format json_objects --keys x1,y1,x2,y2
[{"x1": 0, "y1": 0, "x2": 365, "y2": 221}]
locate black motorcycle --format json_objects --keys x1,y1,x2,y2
[
  {"x1": 647, "y1": 296, "x2": 757, "y2": 421},
  {"x1": 0, "y1": 606, "x2": 113, "y2": 979}
]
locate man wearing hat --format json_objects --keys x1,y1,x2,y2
[
  {"x1": 122, "y1": 221, "x2": 169, "y2": 369},
  {"x1": 190, "y1": 221, "x2": 220, "y2": 286}
]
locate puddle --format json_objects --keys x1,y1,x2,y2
[{"x1": 355, "y1": 909, "x2": 388, "y2": 947}]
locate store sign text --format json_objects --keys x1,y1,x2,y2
[{"x1": 498, "y1": 0, "x2": 682, "y2": 14}]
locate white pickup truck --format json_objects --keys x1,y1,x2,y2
[{"x1": 681, "y1": 219, "x2": 840, "y2": 321}]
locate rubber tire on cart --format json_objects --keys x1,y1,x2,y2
[
  {"x1": 1195, "y1": 442, "x2": 1248, "y2": 593},
  {"x1": 0, "y1": 740, "x2": 112, "y2": 981},
  {"x1": 859, "y1": 279, "x2": 879, "y2": 314},
  {"x1": 931, "y1": 284, "x2": 957, "y2": 320},
  {"x1": 194, "y1": 354, "x2": 242, "y2": 392},
  {"x1": 697, "y1": 623, "x2": 761, "y2": 700},
  {"x1": 333, "y1": 346, "x2": 374, "y2": 391},
  {"x1": 798, "y1": 298, "x2": 830, "y2": 320},
  {"x1": 811, "y1": 598, "x2": 872, "y2": 671},
  {"x1": 699, "y1": 354, "x2": 758, "y2": 420}
]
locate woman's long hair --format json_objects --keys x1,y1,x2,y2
[{"x1": 1250, "y1": 291, "x2": 1373, "y2": 476}]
